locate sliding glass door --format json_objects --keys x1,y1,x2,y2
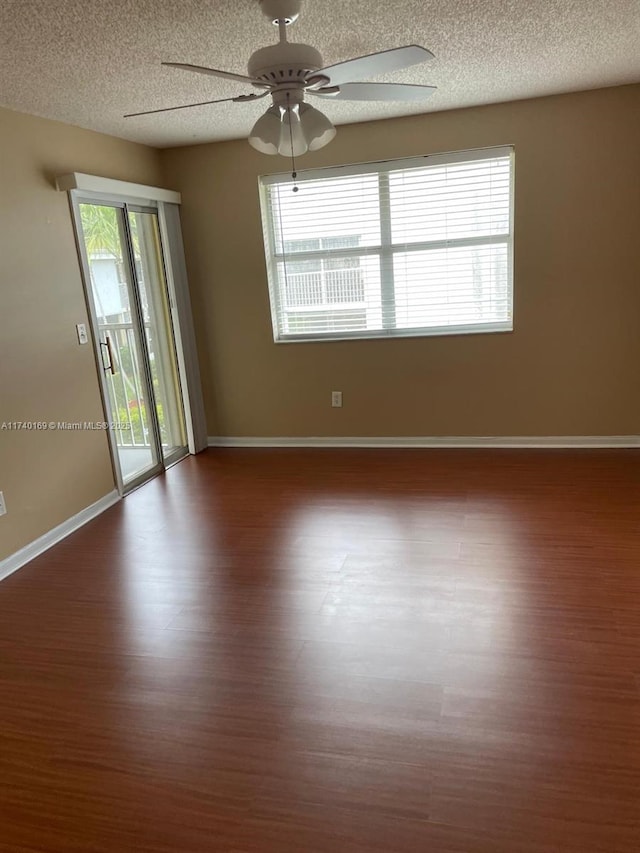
[
  {"x1": 128, "y1": 209, "x2": 187, "y2": 463},
  {"x1": 75, "y1": 201, "x2": 187, "y2": 491}
]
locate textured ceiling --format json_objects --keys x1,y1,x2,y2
[{"x1": 1, "y1": 0, "x2": 639, "y2": 149}]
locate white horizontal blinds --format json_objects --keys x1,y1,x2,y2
[
  {"x1": 261, "y1": 147, "x2": 513, "y2": 341},
  {"x1": 388, "y1": 157, "x2": 511, "y2": 330},
  {"x1": 265, "y1": 173, "x2": 382, "y2": 336}
]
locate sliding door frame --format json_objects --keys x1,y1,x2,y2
[{"x1": 60, "y1": 173, "x2": 207, "y2": 495}]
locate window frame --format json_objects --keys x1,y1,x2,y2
[{"x1": 259, "y1": 145, "x2": 515, "y2": 344}]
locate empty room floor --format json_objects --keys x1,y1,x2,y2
[{"x1": 0, "y1": 449, "x2": 639, "y2": 852}]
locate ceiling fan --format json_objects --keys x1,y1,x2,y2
[{"x1": 125, "y1": 0, "x2": 437, "y2": 158}]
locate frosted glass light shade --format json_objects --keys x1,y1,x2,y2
[
  {"x1": 249, "y1": 106, "x2": 282, "y2": 155},
  {"x1": 278, "y1": 105, "x2": 308, "y2": 157},
  {"x1": 299, "y1": 103, "x2": 336, "y2": 151}
]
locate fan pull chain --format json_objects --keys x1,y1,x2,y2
[{"x1": 286, "y1": 93, "x2": 299, "y2": 193}]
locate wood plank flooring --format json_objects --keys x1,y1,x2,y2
[{"x1": 0, "y1": 449, "x2": 639, "y2": 852}]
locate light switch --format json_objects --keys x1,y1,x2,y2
[{"x1": 76, "y1": 323, "x2": 89, "y2": 345}]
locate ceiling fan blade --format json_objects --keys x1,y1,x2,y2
[
  {"x1": 124, "y1": 91, "x2": 267, "y2": 118},
  {"x1": 315, "y1": 45, "x2": 434, "y2": 87},
  {"x1": 162, "y1": 61, "x2": 265, "y2": 86},
  {"x1": 311, "y1": 82, "x2": 437, "y2": 102}
]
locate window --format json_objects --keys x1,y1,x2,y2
[{"x1": 259, "y1": 146, "x2": 514, "y2": 342}]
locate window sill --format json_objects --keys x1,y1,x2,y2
[{"x1": 274, "y1": 322, "x2": 514, "y2": 344}]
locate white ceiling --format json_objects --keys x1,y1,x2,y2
[{"x1": 1, "y1": 0, "x2": 639, "y2": 149}]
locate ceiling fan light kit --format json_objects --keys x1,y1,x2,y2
[
  {"x1": 126, "y1": 0, "x2": 437, "y2": 159},
  {"x1": 249, "y1": 90, "x2": 337, "y2": 157}
]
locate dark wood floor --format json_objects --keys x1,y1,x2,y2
[{"x1": 1, "y1": 449, "x2": 639, "y2": 852}]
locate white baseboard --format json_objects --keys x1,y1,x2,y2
[
  {"x1": 0, "y1": 490, "x2": 121, "y2": 583},
  {"x1": 208, "y1": 435, "x2": 640, "y2": 449}
]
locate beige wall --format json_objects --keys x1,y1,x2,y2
[
  {"x1": 0, "y1": 108, "x2": 163, "y2": 561},
  {"x1": 161, "y1": 84, "x2": 640, "y2": 439}
]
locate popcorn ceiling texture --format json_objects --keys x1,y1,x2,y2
[{"x1": 1, "y1": 0, "x2": 639, "y2": 148}]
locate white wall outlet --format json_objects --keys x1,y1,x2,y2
[
  {"x1": 0, "y1": 491, "x2": 6, "y2": 517},
  {"x1": 76, "y1": 323, "x2": 88, "y2": 345},
  {"x1": 331, "y1": 391, "x2": 343, "y2": 408}
]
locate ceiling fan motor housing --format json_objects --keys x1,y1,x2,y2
[{"x1": 248, "y1": 42, "x2": 323, "y2": 86}]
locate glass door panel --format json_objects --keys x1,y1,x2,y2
[
  {"x1": 128, "y1": 210, "x2": 187, "y2": 462},
  {"x1": 78, "y1": 203, "x2": 161, "y2": 488}
]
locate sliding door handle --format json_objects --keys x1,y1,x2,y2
[{"x1": 100, "y1": 337, "x2": 117, "y2": 375}]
